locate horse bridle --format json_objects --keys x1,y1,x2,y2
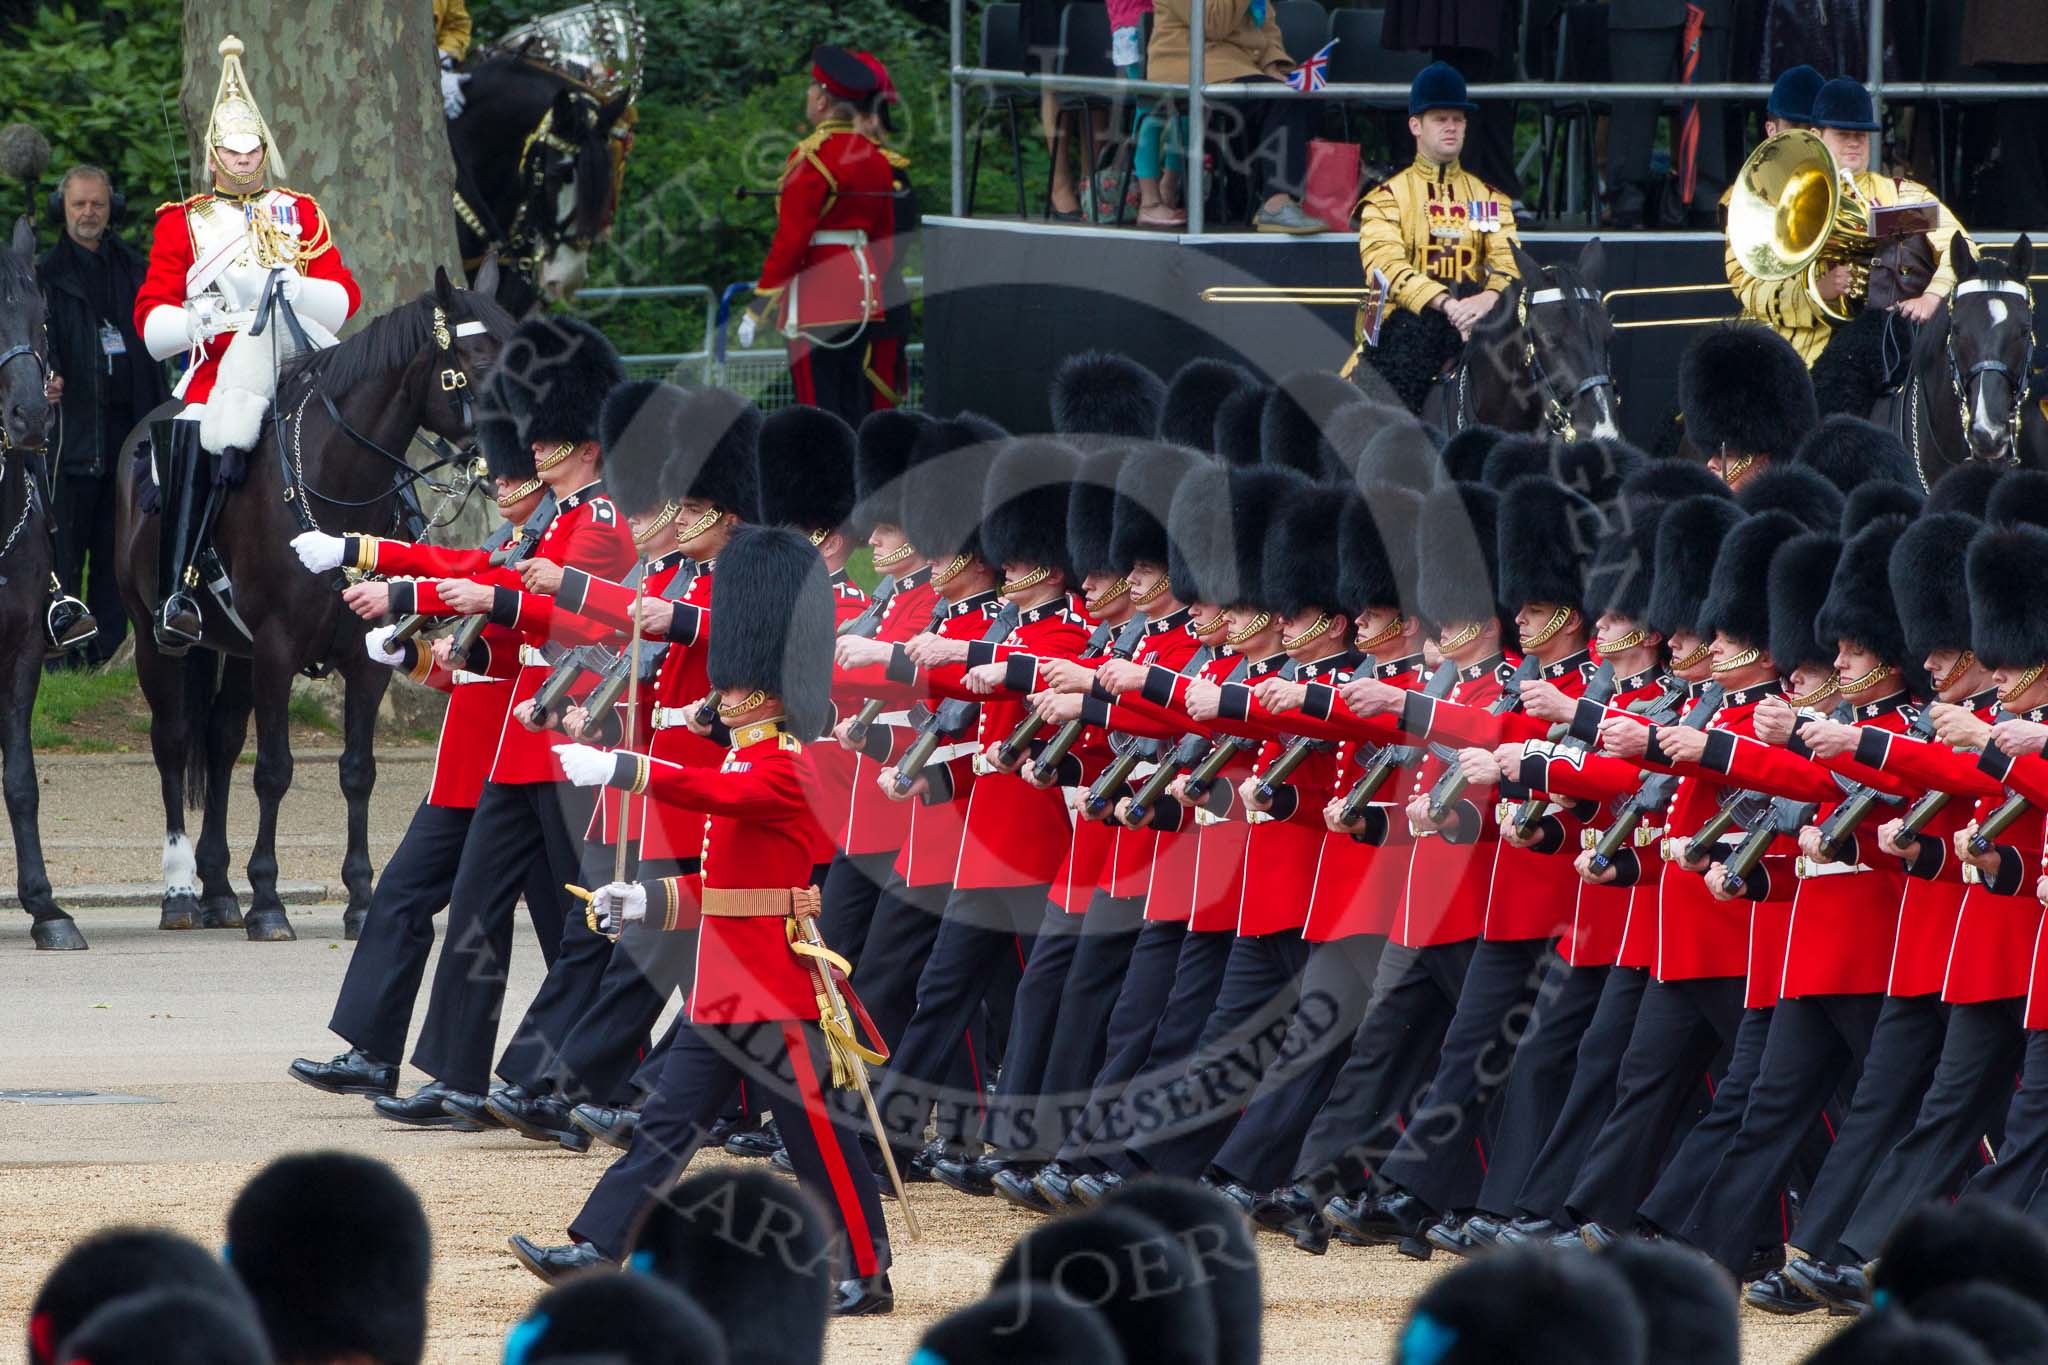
[
  {"x1": 1945, "y1": 277, "x2": 2034, "y2": 466},
  {"x1": 0, "y1": 338, "x2": 48, "y2": 559},
  {"x1": 1516, "y1": 280, "x2": 1616, "y2": 442},
  {"x1": 454, "y1": 95, "x2": 604, "y2": 278}
]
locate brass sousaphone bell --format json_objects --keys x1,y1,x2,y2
[{"x1": 1727, "y1": 129, "x2": 1876, "y2": 325}]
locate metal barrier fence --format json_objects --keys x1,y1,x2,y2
[{"x1": 944, "y1": 0, "x2": 2048, "y2": 233}]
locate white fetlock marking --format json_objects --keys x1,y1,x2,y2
[{"x1": 162, "y1": 834, "x2": 198, "y2": 898}]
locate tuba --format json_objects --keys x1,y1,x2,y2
[{"x1": 1726, "y1": 129, "x2": 1874, "y2": 324}]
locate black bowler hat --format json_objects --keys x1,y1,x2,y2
[
  {"x1": 1811, "y1": 77, "x2": 1881, "y2": 132},
  {"x1": 1409, "y1": 61, "x2": 1477, "y2": 116},
  {"x1": 1768, "y1": 65, "x2": 1824, "y2": 123},
  {"x1": 812, "y1": 44, "x2": 880, "y2": 104}
]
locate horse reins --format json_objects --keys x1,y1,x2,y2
[
  {"x1": 1515, "y1": 280, "x2": 1617, "y2": 442},
  {"x1": 0, "y1": 338, "x2": 51, "y2": 559},
  {"x1": 453, "y1": 91, "x2": 605, "y2": 277}
]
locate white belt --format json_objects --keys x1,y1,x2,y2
[
  {"x1": 650, "y1": 706, "x2": 694, "y2": 731},
  {"x1": 1795, "y1": 857, "x2": 1872, "y2": 880},
  {"x1": 930, "y1": 740, "x2": 981, "y2": 766},
  {"x1": 451, "y1": 669, "x2": 493, "y2": 686},
  {"x1": 518, "y1": 644, "x2": 548, "y2": 667},
  {"x1": 812, "y1": 229, "x2": 868, "y2": 247}
]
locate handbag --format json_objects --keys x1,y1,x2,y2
[{"x1": 1302, "y1": 138, "x2": 1364, "y2": 232}]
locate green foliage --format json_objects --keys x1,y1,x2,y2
[{"x1": 0, "y1": 0, "x2": 183, "y2": 237}]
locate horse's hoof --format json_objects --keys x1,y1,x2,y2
[
  {"x1": 159, "y1": 894, "x2": 201, "y2": 931},
  {"x1": 244, "y1": 909, "x2": 297, "y2": 943},
  {"x1": 342, "y1": 906, "x2": 367, "y2": 941},
  {"x1": 30, "y1": 917, "x2": 88, "y2": 951},
  {"x1": 199, "y1": 894, "x2": 245, "y2": 929}
]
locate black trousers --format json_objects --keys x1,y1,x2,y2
[
  {"x1": 788, "y1": 330, "x2": 879, "y2": 430},
  {"x1": 982, "y1": 898, "x2": 1088, "y2": 1155},
  {"x1": 1838, "y1": 997, "x2": 2025, "y2": 1262},
  {"x1": 1964, "y1": 1028, "x2": 2048, "y2": 1208},
  {"x1": 874, "y1": 882, "x2": 1044, "y2": 1165},
  {"x1": 1293, "y1": 940, "x2": 1474, "y2": 1193},
  {"x1": 495, "y1": 808, "x2": 616, "y2": 1093},
  {"x1": 1123, "y1": 929, "x2": 1313, "y2": 1179},
  {"x1": 1677, "y1": 992, "x2": 1884, "y2": 1272},
  {"x1": 1565, "y1": 974, "x2": 1745, "y2": 1230},
  {"x1": 330, "y1": 802, "x2": 555, "y2": 1064},
  {"x1": 1605, "y1": 23, "x2": 1731, "y2": 215},
  {"x1": 1055, "y1": 918, "x2": 1191, "y2": 1167},
  {"x1": 568, "y1": 1017, "x2": 889, "y2": 1278},
  {"x1": 1208, "y1": 75, "x2": 1313, "y2": 223},
  {"x1": 1788, "y1": 994, "x2": 1949, "y2": 1258},
  {"x1": 1513, "y1": 965, "x2": 1651, "y2": 1225},
  {"x1": 410, "y1": 780, "x2": 587, "y2": 1096},
  {"x1": 819, "y1": 850, "x2": 898, "y2": 969},
  {"x1": 52, "y1": 469, "x2": 126, "y2": 665},
  {"x1": 1210, "y1": 933, "x2": 1388, "y2": 1192},
  {"x1": 1377, "y1": 938, "x2": 1555, "y2": 1212},
  {"x1": 1016, "y1": 891, "x2": 1147, "y2": 1163},
  {"x1": 1475, "y1": 956, "x2": 1612, "y2": 1217}
]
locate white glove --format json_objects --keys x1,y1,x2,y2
[
  {"x1": 215, "y1": 262, "x2": 270, "y2": 312},
  {"x1": 271, "y1": 269, "x2": 302, "y2": 301},
  {"x1": 557, "y1": 743, "x2": 617, "y2": 788},
  {"x1": 589, "y1": 881, "x2": 647, "y2": 935},
  {"x1": 364, "y1": 625, "x2": 404, "y2": 668},
  {"x1": 441, "y1": 69, "x2": 470, "y2": 119},
  {"x1": 292, "y1": 530, "x2": 346, "y2": 573},
  {"x1": 736, "y1": 312, "x2": 758, "y2": 348}
]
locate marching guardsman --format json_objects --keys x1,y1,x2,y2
[
  {"x1": 287, "y1": 412, "x2": 560, "y2": 1101},
  {"x1": 1357, "y1": 62, "x2": 1520, "y2": 411},
  {"x1": 1676, "y1": 324, "x2": 1819, "y2": 486},
  {"x1": 515, "y1": 523, "x2": 895, "y2": 1317},
  {"x1": 738, "y1": 45, "x2": 899, "y2": 427},
  {"x1": 134, "y1": 35, "x2": 360, "y2": 651}
]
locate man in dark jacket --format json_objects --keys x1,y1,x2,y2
[
  {"x1": 1606, "y1": 1, "x2": 1732, "y2": 228},
  {"x1": 41, "y1": 164, "x2": 165, "y2": 664}
]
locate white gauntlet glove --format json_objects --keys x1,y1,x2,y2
[
  {"x1": 735, "y1": 312, "x2": 759, "y2": 348},
  {"x1": 589, "y1": 881, "x2": 647, "y2": 935},
  {"x1": 292, "y1": 531, "x2": 346, "y2": 573},
  {"x1": 441, "y1": 69, "x2": 470, "y2": 119},
  {"x1": 364, "y1": 625, "x2": 404, "y2": 668},
  {"x1": 557, "y1": 743, "x2": 617, "y2": 788}
]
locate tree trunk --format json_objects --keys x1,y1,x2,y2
[{"x1": 179, "y1": 3, "x2": 488, "y2": 544}]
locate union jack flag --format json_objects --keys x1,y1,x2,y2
[{"x1": 1286, "y1": 38, "x2": 1337, "y2": 92}]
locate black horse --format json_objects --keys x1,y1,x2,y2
[
  {"x1": 1436, "y1": 241, "x2": 1621, "y2": 441},
  {"x1": 1893, "y1": 235, "x2": 2048, "y2": 483},
  {"x1": 113, "y1": 264, "x2": 513, "y2": 942},
  {"x1": 447, "y1": 53, "x2": 629, "y2": 316},
  {"x1": 0, "y1": 218, "x2": 85, "y2": 951}
]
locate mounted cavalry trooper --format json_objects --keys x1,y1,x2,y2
[{"x1": 133, "y1": 34, "x2": 360, "y2": 652}]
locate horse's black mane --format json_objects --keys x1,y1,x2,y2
[{"x1": 282, "y1": 288, "x2": 518, "y2": 397}]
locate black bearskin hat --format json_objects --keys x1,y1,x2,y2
[
  {"x1": 1841, "y1": 479, "x2": 1923, "y2": 536},
  {"x1": 1394, "y1": 1247, "x2": 1647, "y2": 1365},
  {"x1": 1599, "y1": 1240, "x2": 1739, "y2": 1365},
  {"x1": 29, "y1": 1230, "x2": 252, "y2": 1365},
  {"x1": 1348, "y1": 413, "x2": 1441, "y2": 493},
  {"x1": 505, "y1": 1273, "x2": 727, "y2": 1365},
  {"x1": 1817, "y1": 515, "x2": 1913, "y2": 666},
  {"x1": 1926, "y1": 462, "x2": 2003, "y2": 518},
  {"x1": 983, "y1": 437, "x2": 1080, "y2": 576},
  {"x1": 1649, "y1": 495, "x2": 1745, "y2": 638},
  {"x1": 1678, "y1": 323, "x2": 1818, "y2": 459},
  {"x1": 54, "y1": 1288, "x2": 272, "y2": 1365},
  {"x1": 1158, "y1": 357, "x2": 1263, "y2": 453},
  {"x1": 1969, "y1": 525, "x2": 2048, "y2": 670},
  {"x1": 1499, "y1": 474, "x2": 1601, "y2": 614},
  {"x1": 1987, "y1": 468, "x2": 2048, "y2": 530},
  {"x1": 492, "y1": 314, "x2": 625, "y2": 447},
  {"x1": 1619, "y1": 458, "x2": 1736, "y2": 508},
  {"x1": 1735, "y1": 462, "x2": 1843, "y2": 530},
  {"x1": 1556, "y1": 439, "x2": 1649, "y2": 508},
  {"x1": 1069, "y1": 447, "x2": 1125, "y2": 577},
  {"x1": 1874, "y1": 1198, "x2": 2048, "y2": 1313},
  {"x1": 477, "y1": 411, "x2": 534, "y2": 482},
  {"x1": 1213, "y1": 383, "x2": 1269, "y2": 467},
  {"x1": 1341, "y1": 486, "x2": 1412, "y2": 614},
  {"x1": 658, "y1": 387, "x2": 763, "y2": 520},
  {"x1": 627, "y1": 1168, "x2": 831, "y2": 1365},
  {"x1": 1112, "y1": 443, "x2": 1198, "y2": 571},
  {"x1": 595, "y1": 380, "x2": 682, "y2": 518},
  {"x1": 1699, "y1": 510, "x2": 1805, "y2": 648},
  {"x1": 1262, "y1": 370, "x2": 1367, "y2": 480},
  {"x1": 1798, "y1": 1314, "x2": 1994, "y2": 1365},
  {"x1": 1585, "y1": 501, "x2": 1663, "y2": 625},
  {"x1": 754, "y1": 404, "x2": 856, "y2": 533},
  {"x1": 1106, "y1": 1178, "x2": 1263, "y2": 1365},
  {"x1": 225, "y1": 1152, "x2": 430, "y2": 1365},
  {"x1": 1263, "y1": 484, "x2": 1346, "y2": 619},
  {"x1": 992, "y1": 1205, "x2": 1220, "y2": 1365},
  {"x1": 1167, "y1": 463, "x2": 1228, "y2": 606},
  {"x1": 1224, "y1": 465, "x2": 1309, "y2": 607},
  {"x1": 1912, "y1": 1282, "x2": 2048, "y2": 1365},
  {"x1": 900, "y1": 412, "x2": 1005, "y2": 563},
  {"x1": 706, "y1": 525, "x2": 836, "y2": 739},
  {"x1": 1479, "y1": 433, "x2": 1553, "y2": 490},
  {"x1": 1767, "y1": 531, "x2": 1843, "y2": 674},
  {"x1": 1795, "y1": 412, "x2": 1915, "y2": 491},
  {"x1": 1416, "y1": 482, "x2": 1505, "y2": 631},
  {"x1": 1439, "y1": 424, "x2": 1506, "y2": 484},
  {"x1": 1891, "y1": 513, "x2": 1979, "y2": 660},
  {"x1": 1053, "y1": 350, "x2": 1166, "y2": 439},
  {"x1": 914, "y1": 1289, "x2": 1126, "y2": 1365},
  {"x1": 853, "y1": 407, "x2": 929, "y2": 533}
]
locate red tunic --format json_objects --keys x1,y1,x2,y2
[
  {"x1": 889, "y1": 591, "x2": 1004, "y2": 889},
  {"x1": 1302, "y1": 655, "x2": 1429, "y2": 943},
  {"x1": 1097, "y1": 613, "x2": 1205, "y2": 902},
  {"x1": 800, "y1": 573, "x2": 875, "y2": 859},
  {"x1": 1947, "y1": 739, "x2": 2048, "y2": 1006},
  {"x1": 756, "y1": 122, "x2": 897, "y2": 335},
  {"x1": 1394, "y1": 657, "x2": 1517, "y2": 949},
  {"x1": 832, "y1": 567, "x2": 939, "y2": 857}
]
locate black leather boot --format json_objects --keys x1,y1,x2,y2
[{"x1": 153, "y1": 419, "x2": 205, "y2": 652}]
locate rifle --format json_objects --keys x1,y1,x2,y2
[
  {"x1": 1424, "y1": 655, "x2": 1539, "y2": 825},
  {"x1": 579, "y1": 558, "x2": 699, "y2": 734},
  {"x1": 1810, "y1": 708, "x2": 1931, "y2": 861},
  {"x1": 1002, "y1": 619, "x2": 1118, "y2": 772},
  {"x1": 1180, "y1": 655, "x2": 1271, "y2": 805},
  {"x1": 1679, "y1": 785, "x2": 1776, "y2": 864},
  {"x1": 1969, "y1": 789, "x2": 2036, "y2": 856},
  {"x1": 1721, "y1": 795, "x2": 1820, "y2": 897},
  {"x1": 449, "y1": 491, "x2": 562, "y2": 660},
  {"x1": 1116, "y1": 644, "x2": 1226, "y2": 828},
  {"x1": 528, "y1": 643, "x2": 618, "y2": 727},
  {"x1": 1334, "y1": 660, "x2": 1460, "y2": 829},
  {"x1": 1023, "y1": 617, "x2": 1150, "y2": 781},
  {"x1": 387, "y1": 512, "x2": 525, "y2": 644},
  {"x1": 845, "y1": 600, "x2": 950, "y2": 749},
  {"x1": 1582, "y1": 682, "x2": 1726, "y2": 876},
  {"x1": 839, "y1": 573, "x2": 898, "y2": 638},
  {"x1": 890, "y1": 603, "x2": 1021, "y2": 796},
  {"x1": 1505, "y1": 660, "x2": 1617, "y2": 839}
]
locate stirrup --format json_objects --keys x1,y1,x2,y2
[
  {"x1": 155, "y1": 590, "x2": 203, "y2": 652},
  {"x1": 45, "y1": 590, "x2": 97, "y2": 655}
]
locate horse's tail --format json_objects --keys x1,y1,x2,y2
[{"x1": 181, "y1": 651, "x2": 219, "y2": 812}]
